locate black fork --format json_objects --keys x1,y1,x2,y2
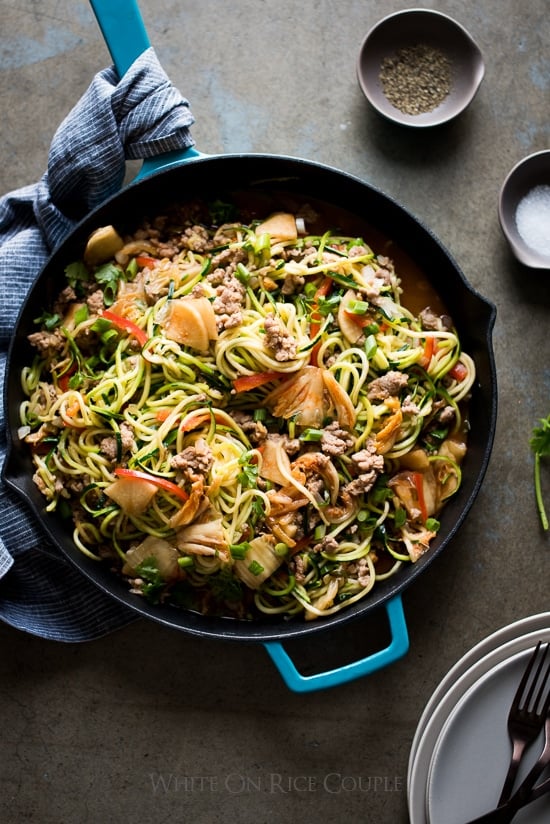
[{"x1": 497, "y1": 641, "x2": 550, "y2": 805}]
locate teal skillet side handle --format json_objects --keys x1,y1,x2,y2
[
  {"x1": 89, "y1": 0, "x2": 205, "y2": 178},
  {"x1": 264, "y1": 595, "x2": 409, "y2": 693},
  {"x1": 137, "y1": 147, "x2": 204, "y2": 181}
]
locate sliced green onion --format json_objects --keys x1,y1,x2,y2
[
  {"x1": 235, "y1": 262, "x2": 251, "y2": 285},
  {"x1": 300, "y1": 428, "x2": 324, "y2": 442},
  {"x1": 230, "y1": 542, "x2": 250, "y2": 560},
  {"x1": 254, "y1": 232, "x2": 271, "y2": 263},
  {"x1": 74, "y1": 305, "x2": 89, "y2": 326},
  {"x1": 313, "y1": 523, "x2": 326, "y2": 540},
  {"x1": 365, "y1": 334, "x2": 378, "y2": 359},
  {"x1": 248, "y1": 560, "x2": 265, "y2": 576},
  {"x1": 347, "y1": 299, "x2": 370, "y2": 315}
]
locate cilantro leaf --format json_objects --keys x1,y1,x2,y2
[
  {"x1": 34, "y1": 311, "x2": 61, "y2": 330},
  {"x1": 94, "y1": 263, "x2": 125, "y2": 306},
  {"x1": 237, "y1": 450, "x2": 259, "y2": 489},
  {"x1": 135, "y1": 557, "x2": 165, "y2": 604},
  {"x1": 65, "y1": 261, "x2": 89, "y2": 291}
]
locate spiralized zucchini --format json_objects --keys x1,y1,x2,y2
[{"x1": 19, "y1": 201, "x2": 475, "y2": 621}]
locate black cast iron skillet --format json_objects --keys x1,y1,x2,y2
[{"x1": 2, "y1": 0, "x2": 497, "y2": 692}]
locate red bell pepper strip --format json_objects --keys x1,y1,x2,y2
[
  {"x1": 448, "y1": 361, "x2": 468, "y2": 382},
  {"x1": 232, "y1": 371, "x2": 283, "y2": 393},
  {"x1": 419, "y1": 336, "x2": 435, "y2": 369},
  {"x1": 156, "y1": 409, "x2": 174, "y2": 423},
  {"x1": 308, "y1": 277, "x2": 333, "y2": 366},
  {"x1": 343, "y1": 310, "x2": 372, "y2": 330},
  {"x1": 102, "y1": 310, "x2": 148, "y2": 347},
  {"x1": 308, "y1": 276, "x2": 333, "y2": 339},
  {"x1": 114, "y1": 467, "x2": 189, "y2": 502},
  {"x1": 57, "y1": 363, "x2": 77, "y2": 392},
  {"x1": 412, "y1": 472, "x2": 428, "y2": 523},
  {"x1": 135, "y1": 255, "x2": 158, "y2": 268}
]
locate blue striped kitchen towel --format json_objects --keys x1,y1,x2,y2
[{"x1": 0, "y1": 47, "x2": 195, "y2": 641}]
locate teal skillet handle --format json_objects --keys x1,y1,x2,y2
[
  {"x1": 89, "y1": 0, "x2": 203, "y2": 178},
  {"x1": 264, "y1": 595, "x2": 409, "y2": 693}
]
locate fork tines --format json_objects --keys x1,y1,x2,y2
[{"x1": 497, "y1": 640, "x2": 550, "y2": 806}]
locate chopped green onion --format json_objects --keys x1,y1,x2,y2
[
  {"x1": 230, "y1": 542, "x2": 250, "y2": 560},
  {"x1": 365, "y1": 334, "x2": 378, "y2": 359},
  {"x1": 253, "y1": 408, "x2": 267, "y2": 422},
  {"x1": 73, "y1": 305, "x2": 89, "y2": 326},
  {"x1": 254, "y1": 232, "x2": 271, "y2": 263},
  {"x1": 235, "y1": 262, "x2": 251, "y2": 285},
  {"x1": 300, "y1": 428, "x2": 324, "y2": 442},
  {"x1": 248, "y1": 560, "x2": 265, "y2": 576},
  {"x1": 178, "y1": 556, "x2": 194, "y2": 569},
  {"x1": 313, "y1": 524, "x2": 326, "y2": 540},
  {"x1": 274, "y1": 542, "x2": 289, "y2": 556},
  {"x1": 347, "y1": 299, "x2": 370, "y2": 315},
  {"x1": 91, "y1": 317, "x2": 112, "y2": 334}
]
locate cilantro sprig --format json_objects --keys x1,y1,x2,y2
[{"x1": 530, "y1": 415, "x2": 550, "y2": 530}]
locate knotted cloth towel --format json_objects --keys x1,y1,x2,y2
[{"x1": 0, "y1": 48, "x2": 195, "y2": 640}]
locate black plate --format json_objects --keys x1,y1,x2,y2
[{"x1": 2, "y1": 154, "x2": 497, "y2": 642}]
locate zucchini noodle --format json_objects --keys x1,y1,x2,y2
[{"x1": 19, "y1": 201, "x2": 475, "y2": 621}]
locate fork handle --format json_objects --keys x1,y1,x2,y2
[
  {"x1": 497, "y1": 739, "x2": 527, "y2": 805},
  {"x1": 464, "y1": 773, "x2": 550, "y2": 823}
]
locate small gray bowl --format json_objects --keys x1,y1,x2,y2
[
  {"x1": 357, "y1": 8, "x2": 485, "y2": 127},
  {"x1": 499, "y1": 150, "x2": 550, "y2": 269}
]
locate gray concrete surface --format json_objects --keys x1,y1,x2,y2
[{"x1": 1, "y1": 1, "x2": 549, "y2": 822}]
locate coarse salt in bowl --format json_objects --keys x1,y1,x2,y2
[
  {"x1": 499, "y1": 150, "x2": 550, "y2": 269},
  {"x1": 356, "y1": 8, "x2": 485, "y2": 127}
]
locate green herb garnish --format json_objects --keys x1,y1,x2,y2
[
  {"x1": 34, "y1": 311, "x2": 61, "y2": 330},
  {"x1": 237, "y1": 450, "x2": 259, "y2": 488},
  {"x1": 530, "y1": 416, "x2": 550, "y2": 530},
  {"x1": 94, "y1": 263, "x2": 125, "y2": 306},
  {"x1": 135, "y1": 557, "x2": 165, "y2": 603}
]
